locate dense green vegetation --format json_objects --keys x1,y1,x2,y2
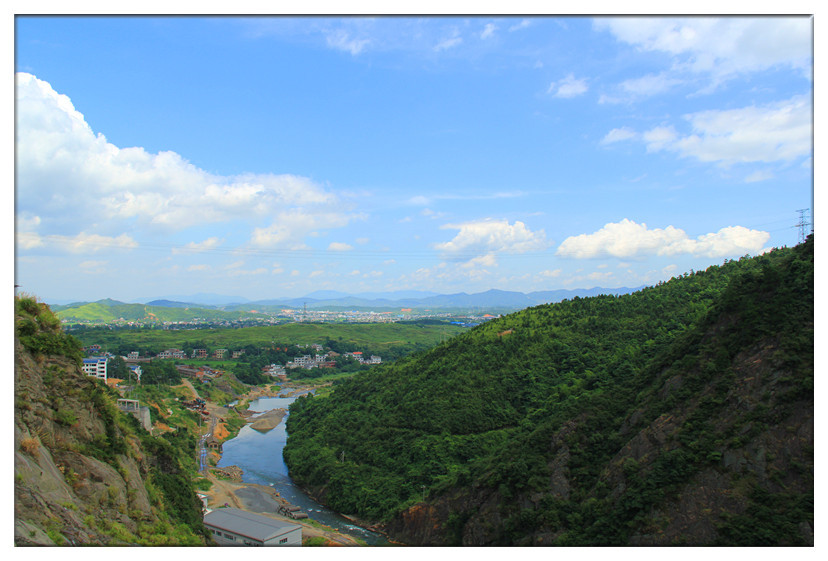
[
  {"x1": 71, "y1": 321, "x2": 464, "y2": 360},
  {"x1": 283, "y1": 238, "x2": 813, "y2": 545},
  {"x1": 16, "y1": 295, "x2": 84, "y2": 364}
]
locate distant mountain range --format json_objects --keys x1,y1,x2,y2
[
  {"x1": 51, "y1": 287, "x2": 644, "y2": 320},
  {"x1": 222, "y1": 287, "x2": 642, "y2": 310}
]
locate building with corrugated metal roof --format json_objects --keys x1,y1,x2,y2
[{"x1": 203, "y1": 508, "x2": 302, "y2": 546}]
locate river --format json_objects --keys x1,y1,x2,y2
[{"x1": 216, "y1": 395, "x2": 388, "y2": 545}]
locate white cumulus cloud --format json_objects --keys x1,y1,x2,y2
[
  {"x1": 556, "y1": 219, "x2": 770, "y2": 259},
  {"x1": 435, "y1": 219, "x2": 549, "y2": 260},
  {"x1": 15, "y1": 72, "x2": 354, "y2": 252}
]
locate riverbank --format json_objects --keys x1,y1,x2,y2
[
  {"x1": 199, "y1": 382, "x2": 370, "y2": 546},
  {"x1": 201, "y1": 474, "x2": 364, "y2": 546}
]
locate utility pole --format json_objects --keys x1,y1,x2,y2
[{"x1": 795, "y1": 208, "x2": 812, "y2": 244}]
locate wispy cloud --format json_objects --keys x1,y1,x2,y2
[
  {"x1": 480, "y1": 23, "x2": 497, "y2": 40},
  {"x1": 328, "y1": 242, "x2": 354, "y2": 251},
  {"x1": 594, "y1": 17, "x2": 813, "y2": 94},
  {"x1": 600, "y1": 127, "x2": 637, "y2": 145},
  {"x1": 326, "y1": 29, "x2": 370, "y2": 55},
  {"x1": 508, "y1": 19, "x2": 531, "y2": 32},
  {"x1": 172, "y1": 237, "x2": 223, "y2": 254},
  {"x1": 434, "y1": 33, "x2": 463, "y2": 52},
  {"x1": 648, "y1": 95, "x2": 812, "y2": 165},
  {"x1": 600, "y1": 95, "x2": 811, "y2": 167},
  {"x1": 548, "y1": 74, "x2": 588, "y2": 98}
]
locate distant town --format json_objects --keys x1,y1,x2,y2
[{"x1": 63, "y1": 308, "x2": 499, "y2": 330}]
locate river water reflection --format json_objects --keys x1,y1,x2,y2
[{"x1": 216, "y1": 395, "x2": 387, "y2": 545}]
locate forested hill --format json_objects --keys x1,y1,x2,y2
[{"x1": 283, "y1": 237, "x2": 814, "y2": 546}]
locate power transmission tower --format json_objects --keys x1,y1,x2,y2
[{"x1": 795, "y1": 208, "x2": 812, "y2": 243}]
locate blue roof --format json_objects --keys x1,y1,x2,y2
[{"x1": 83, "y1": 357, "x2": 106, "y2": 363}]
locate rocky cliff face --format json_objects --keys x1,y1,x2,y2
[{"x1": 14, "y1": 297, "x2": 208, "y2": 545}]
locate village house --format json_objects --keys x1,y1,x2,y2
[
  {"x1": 81, "y1": 357, "x2": 107, "y2": 381},
  {"x1": 176, "y1": 365, "x2": 201, "y2": 378},
  {"x1": 262, "y1": 364, "x2": 287, "y2": 380}
]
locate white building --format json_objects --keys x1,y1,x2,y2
[
  {"x1": 82, "y1": 357, "x2": 107, "y2": 381},
  {"x1": 203, "y1": 508, "x2": 302, "y2": 546},
  {"x1": 157, "y1": 348, "x2": 187, "y2": 359}
]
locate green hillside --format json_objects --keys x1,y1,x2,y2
[
  {"x1": 55, "y1": 300, "x2": 270, "y2": 324},
  {"x1": 283, "y1": 237, "x2": 813, "y2": 545},
  {"x1": 72, "y1": 321, "x2": 465, "y2": 358}
]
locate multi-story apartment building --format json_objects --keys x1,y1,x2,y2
[{"x1": 82, "y1": 357, "x2": 107, "y2": 381}]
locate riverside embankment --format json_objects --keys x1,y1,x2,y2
[{"x1": 199, "y1": 386, "x2": 390, "y2": 545}]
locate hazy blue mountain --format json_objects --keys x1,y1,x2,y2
[
  {"x1": 353, "y1": 290, "x2": 441, "y2": 300},
  {"x1": 302, "y1": 290, "x2": 352, "y2": 300},
  {"x1": 134, "y1": 293, "x2": 250, "y2": 306},
  {"x1": 144, "y1": 299, "x2": 219, "y2": 309},
  {"x1": 52, "y1": 287, "x2": 645, "y2": 315}
]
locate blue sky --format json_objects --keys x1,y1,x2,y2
[{"x1": 14, "y1": 15, "x2": 814, "y2": 302}]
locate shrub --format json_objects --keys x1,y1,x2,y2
[
  {"x1": 45, "y1": 528, "x2": 65, "y2": 545},
  {"x1": 54, "y1": 409, "x2": 78, "y2": 427},
  {"x1": 20, "y1": 437, "x2": 40, "y2": 456}
]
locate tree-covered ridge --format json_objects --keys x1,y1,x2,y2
[
  {"x1": 54, "y1": 299, "x2": 271, "y2": 323},
  {"x1": 283, "y1": 238, "x2": 813, "y2": 545}
]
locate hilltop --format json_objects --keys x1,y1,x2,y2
[
  {"x1": 283, "y1": 238, "x2": 814, "y2": 545},
  {"x1": 52, "y1": 299, "x2": 272, "y2": 325}
]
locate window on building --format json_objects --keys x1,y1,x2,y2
[{"x1": 279, "y1": 538, "x2": 288, "y2": 544}]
